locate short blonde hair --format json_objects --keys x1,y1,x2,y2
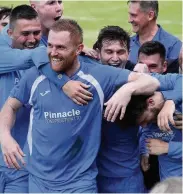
[{"x1": 150, "y1": 177, "x2": 182, "y2": 194}]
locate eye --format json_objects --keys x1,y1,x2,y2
[
  {"x1": 48, "y1": 1, "x2": 55, "y2": 5},
  {"x1": 118, "y1": 50, "x2": 126, "y2": 55},
  {"x1": 33, "y1": 31, "x2": 41, "y2": 36},
  {"x1": 21, "y1": 32, "x2": 30, "y2": 36},
  {"x1": 57, "y1": 45, "x2": 66, "y2": 50},
  {"x1": 105, "y1": 50, "x2": 112, "y2": 54},
  {"x1": 47, "y1": 43, "x2": 52, "y2": 48},
  {"x1": 1, "y1": 23, "x2": 8, "y2": 27}
]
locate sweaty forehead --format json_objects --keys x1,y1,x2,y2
[
  {"x1": 14, "y1": 18, "x2": 41, "y2": 30},
  {"x1": 138, "y1": 53, "x2": 161, "y2": 64},
  {"x1": 129, "y1": 2, "x2": 141, "y2": 11},
  {"x1": 48, "y1": 30, "x2": 71, "y2": 44},
  {"x1": 102, "y1": 40, "x2": 127, "y2": 50},
  {"x1": 38, "y1": 0, "x2": 53, "y2": 6}
]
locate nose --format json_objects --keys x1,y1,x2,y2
[
  {"x1": 27, "y1": 33, "x2": 36, "y2": 43},
  {"x1": 55, "y1": 1, "x2": 62, "y2": 13},
  {"x1": 111, "y1": 53, "x2": 119, "y2": 62},
  {"x1": 50, "y1": 47, "x2": 58, "y2": 56}
]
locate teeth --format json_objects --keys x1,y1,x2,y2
[
  {"x1": 52, "y1": 58, "x2": 61, "y2": 62},
  {"x1": 27, "y1": 45, "x2": 35, "y2": 48}
]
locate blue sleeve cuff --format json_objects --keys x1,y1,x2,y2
[{"x1": 161, "y1": 91, "x2": 182, "y2": 104}]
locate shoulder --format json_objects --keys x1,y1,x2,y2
[
  {"x1": 130, "y1": 35, "x2": 138, "y2": 45},
  {"x1": 159, "y1": 25, "x2": 181, "y2": 44},
  {"x1": 79, "y1": 55, "x2": 101, "y2": 67},
  {"x1": 130, "y1": 34, "x2": 137, "y2": 41},
  {"x1": 21, "y1": 67, "x2": 41, "y2": 83}
]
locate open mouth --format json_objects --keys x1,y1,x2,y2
[
  {"x1": 54, "y1": 16, "x2": 61, "y2": 21},
  {"x1": 25, "y1": 45, "x2": 36, "y2": 49}
]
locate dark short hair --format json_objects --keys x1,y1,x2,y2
[
  {"x1": 50, "y1": 19, "x2": 83, "y2": 45},
  {"x1": 128, "y1": 0, "x2": 159, "y2": 20},
  {"x1": 93, "y1": 26, "x2": 130, "y2": 52},
  {"x1": 0, "y1": 7, "x2": 12, "y2": 20},
  {"x1": 9, "y1": 5, "x2": 38, "y2": 30},
  {"x1": 116, "y1": 95, "x2": 152, "y2": 128},
  {"x1": 138, "y1": 41, "x2": 166, "y2": 61}
]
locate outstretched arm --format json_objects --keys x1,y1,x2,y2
[
  {"x1": 0, "y1": 97, "x2": 25, "y2": 169},
  {"x1": 104, "y1": 72, "x2": 160, "y2": 122}
]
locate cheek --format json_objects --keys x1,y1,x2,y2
[
  {"x1": 101, "y1": 52, "x2": 111, "y2": 61},
  {"x1": 35, "y1": 35, "x2": 42, "y2": 42},
  {"x1": 15, "y1": 36, "x2": 27, "y2": 44},
  {"x1": 120, "y1": 53, "x2": 128, "y2": 61},
  {"x1": 38, "y1": 7, "x2": 52, "y2": 19},
  {"x1": 46, "y1": 7, "x2": 57, "y2": 17}
]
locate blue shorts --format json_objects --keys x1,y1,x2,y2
[
  {"x1": 0, "y1": 167, "x2": 28, "y2": 193},
  {"x1": 97, "y1": 171, "x2": 145, "y2": 193},
  {"x1": 29, "y1": 174, "x2": 98, "y2": 193}
]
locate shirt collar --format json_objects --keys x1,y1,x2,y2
[
  {"x1": 132, "y1": 24, "x2": 162, "y2": 43},
  {"x1": 41, "y1": 35, "x2": 48, "y2": 46}
]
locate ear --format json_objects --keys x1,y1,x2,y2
[
  {"x1": 30, "y1": 3, "x2": 37, "y2": 11},
  {"x1": 95, "y1": 48, "x2": 100, "y2": 59},
  {"x1": 76, "y1": 43, "x2": 84, "y2": 56},
  {"x1": 7, "y1": 29, "x2": 13, "y2": 39},
  {"x1": 162, "y1": 60, "x2": 167, "y2": 73},
  {"x1": 148, "y1": 10, "x2": 155, "y2": 21},
  {"x1": 146, "y1": 97, "x2": 155, "y2": 108}
]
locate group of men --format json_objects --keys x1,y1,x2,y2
[{"x1": 0, "y1": 0, "x2": 182, "y2": 193}]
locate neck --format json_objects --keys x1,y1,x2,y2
[
  {"x1": 139, "y1": 21, "x2": 158, "y2": 45},
  {"x1": 65, "y1": 57, "x2": 80, "y2": 77},
  {"x1": 41, "y1": 24, "x2": 49, "y2": 37}
]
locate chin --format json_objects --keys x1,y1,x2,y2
[
  {"x1": 50, "y1": 65, "x2": 62, "y2": 72},
  {"x1": 132, "y1": 28, "x2": 138, "y2": 33},
  {"x1": 132, "y1": 26, "x2": 139, "y2": 33}
]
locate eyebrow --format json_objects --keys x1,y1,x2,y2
[{"x1": 138, "y1": 61, "x2": 158, "y2": 66}]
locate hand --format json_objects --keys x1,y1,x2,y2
[
  {"x1": 63, "y1": 80, "x2": 93, "y2": 105},
  {"x1": 173, "y1": 112, "x2": 183, "y2": 130},
  {"x1": 146, "y1": 138, "x2": 169, "y2": 155},
  {"x1": 1, "y1": 133, "x2": 25, "y2": 169},
  {"x1": 157, "y1": 100, "x2": 175, "y2": 131},
  {"x1": 104, "y1": 86, "x2": 132, "y2": 122},
  {"x1": 133, "y1": 63, "x2": 150, "y2": 73},
  {"x1": 82, "y1": 46, "x2": 98, "y2": 59},
  {"x1": 141, "y1": 154, "x2": 150, "y2": 172}
]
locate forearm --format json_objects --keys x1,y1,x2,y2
[
  {"x1": 161, "y1": 89, "x2": 182, "y2": 105},
  {"x1": 0, "y1": 98, "x2": 21, "y2": 139},
  {"x1": 0, "y1": 106, "x2": 16, "y2": 137},
  {"x1": 125, "y1": 74, "x2": 159, "y2": 95},
  {"x1": 151, "y1": 73, "x2": 182, "y2": 91},
  {"x1": 0, "y1": 48, "x2": 34, "y2": 74}
]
